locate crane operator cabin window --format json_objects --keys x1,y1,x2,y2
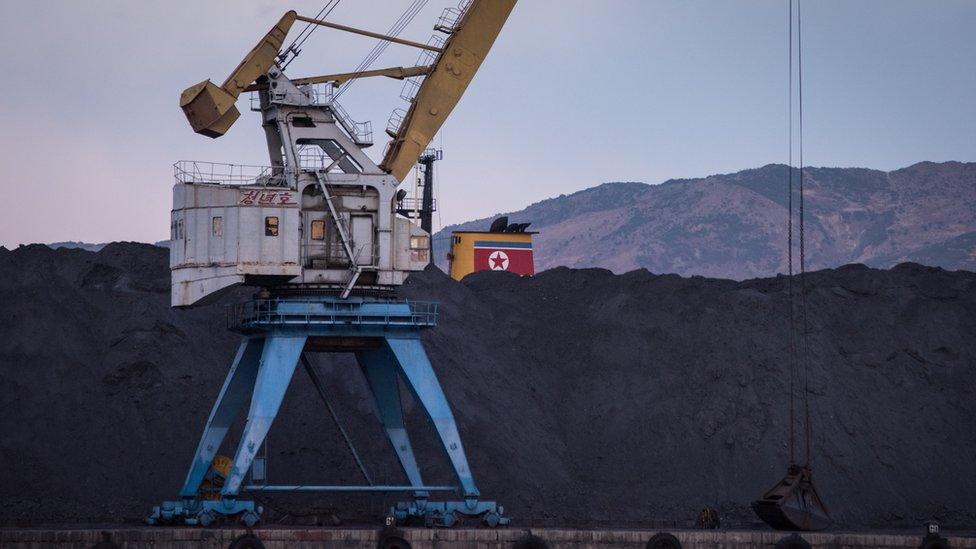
[
  {"x1": 311, "y1": 220, "x2": 326, "y2": 241},
  {"x1": 410, "y1": 235, "x2": 429, "y2": 263},
  {"x1": 265, "y1": 216, "x2": 279, "y2": 237}
]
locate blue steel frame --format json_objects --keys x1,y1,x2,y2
[{"x1": 148, "y1": 298, "x2": 507, "y2": 528}]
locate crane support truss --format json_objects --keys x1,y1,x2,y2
[
  {"x1": 295, "y1": 14, "x2": 443, "y2": 52},
  {"x1": 148, "y1": 297, "x2": 509, "y2": 528},
  {"x1": 243, "y1": 65, "x2": 431, "y2": 91}
]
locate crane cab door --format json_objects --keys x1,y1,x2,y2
[{"x1": 350, "y1": 214, "x2": 374, "y2": 266}]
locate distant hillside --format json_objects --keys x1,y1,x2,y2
[
  {"x1": 435, "y1": 161, "x2": 976, "y2": 279},
  {"x1": 48, "y1": 241, "x2": 108, "y2": 252},
  {"x1": 45, "y1": 241, "x2": 170, "y2": 252}
]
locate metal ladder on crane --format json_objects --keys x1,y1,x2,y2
[{"x1": 313, "y1": 171, "x2": 369, "y2": 299}]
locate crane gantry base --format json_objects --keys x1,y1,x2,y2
[{"x1": 147, "y1": 297, "x2": 508, "y2": 528}]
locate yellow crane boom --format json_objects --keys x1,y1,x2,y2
[
  {"x1": 380, "y1": 0, "x2": 517, "y2": 182},
  {"x1": 178, "y1": 10, "x2": 433, "y2": 138},
  {"x1": 178, "y1": 0, "x2": 517, "y2": 161},
  {"x1": 180, "y1": 11, "x2": 298, "y2": 138}
]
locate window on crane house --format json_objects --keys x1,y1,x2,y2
[
  {"x1": 265, "y1": 216, "x2": 279, "y2": 237},
  {"x1": 310, "y1": 220, "x2": 326, "y2": 241},
  {"x1": 212, "y1": 216, "x2": 223, "y2": 237},
  {"x1": 410, "y1": 235, "x2": 429, "y2": 263}
]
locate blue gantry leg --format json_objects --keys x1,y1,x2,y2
[
  {"x1": 357, "y1": 345, "x2": 428, "y2": 498},
  {"x1": 178, "y1": 337, "x2": 265, "y2": 498},
  {"x1": 150, "y1": 298, "x2": 507, "y2": 528},
  {"x1": 221, "y1": 334, "x2": 307, "y2": 495},
  {"x1": 151, "y1": 337, "x2": 272, "y2": 526},
  {"x1": 386, "y1": 337, "x2": 479, "y2": 499},
  {"x1": 383, "y1": 335, "x2": 508, "y2": 526}
]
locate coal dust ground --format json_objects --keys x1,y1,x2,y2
[{"x1": 0, "y1": 243, "x2": 974, "y2": 529}]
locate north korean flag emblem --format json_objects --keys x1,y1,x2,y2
[
  {"x1": 488, "y1": 250, "x2": 509, "y2": 271},
  {"x1": 473, "y1": 240, "x2": 534, "y2": 276}
]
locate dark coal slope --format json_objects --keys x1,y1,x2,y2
[{"x1": 1, "y1": 243, "x2": 974, "y2": 529}]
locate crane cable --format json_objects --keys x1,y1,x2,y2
[
  {"x1": 332, "y1": 0, "x2": 429, "y2": 102},
  {"x1": 280, "y1": 0, "x2": 343, "y2": 71},
  {"x1": 333, "y1": 0, "x2": 428, "y2": 101},
  {"x1": 786, "y1": 0, "x2": 797, "y2": 467},
  {"x1": 786, "y1": 0, "x2": 812, "y2": 468},
  {"x1": 798, "y1": 0, "x2": 812, "y2": 469}
]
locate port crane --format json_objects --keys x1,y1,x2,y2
[{"x1": 151, "y1": 0, "x2": 517, "y2": 528}]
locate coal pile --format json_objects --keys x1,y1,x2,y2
[{"x1": 1, "y1": 243, "x2": 974, "y2": 529}]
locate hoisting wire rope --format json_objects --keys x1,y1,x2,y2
[
  {"x1": 280, "y1": 0, "x2": 343, "y2": 71},
  {"x1": 332, "y1": 0, "x2": 429, "y2": 102},
  {"x1": 786, "y1": 0, "x2": 812, "y2": 469},
  {"x1": 786, "y1": 0, "x2": 797, "y2": 467},
  {"x1": 756, "y1": 3, "x2": 831, "y2": 531},
  {"x1": 797, "y1": 0, "x2": 813, "y2": 469}
]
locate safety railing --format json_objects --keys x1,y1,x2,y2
[
  {"x1": 434, "y1": 0, "x2": 472, "y2": 34},
  {"x1": 174, "y1": 160, "x2": 289, "y2": 187},
  {"x1": 351, "y1": 239, "x2": 379, "y2": 267},
  {"x1": 297, "y1": 145, "x2": 337, "y2": 171},
  {"x1": 303, "y1": 83, "x2": 337, "y2": 104},
  {"x1": 398, "y1": 76, "x2": 423, "y2": 104},
  {"x1": 328, "y1": 99, "x2": 373, "y2": 146},
  {"x1": 386, "y1": 108, "x2": 407, "y2": 138},
  {"x1": 300, "y1": 240, "x2": 379, "y2": 269},
  {"x1": 384, "y1": 31, "x2": 450, "y2": 141},
  {"x1": 249, "y1": 83, "x2": 336, "y2": 111},
  {"x1": 247, "y1": 81, "x2": 372, "y2": 146},
  {"x1": 397, "y1": 35, "x2": 444, "y2": 104},
  {"x1": 227, "y1": 299, "x2": 439, "y2": 331},
  {"x1": 300, "y1": 242, "x2": 348, "y2": 269},
  {"x1": 395, "y1": 197, "x2": 437, "y2": 215}
]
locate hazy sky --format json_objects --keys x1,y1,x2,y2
[{"x1": 1, "y1": 1, "x2": 973, "y2": 247}]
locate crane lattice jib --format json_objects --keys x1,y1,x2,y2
[{"x1": 379, "y1": 0, "x2": 517, "y2": 182}]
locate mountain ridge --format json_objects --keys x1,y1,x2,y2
[{"x1": 434, "y1": 161, "x2": 976, "y2": 279}]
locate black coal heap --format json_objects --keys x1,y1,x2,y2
[{"x1": 1, "y1": 243, "x2": 974, "y2": 528}]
